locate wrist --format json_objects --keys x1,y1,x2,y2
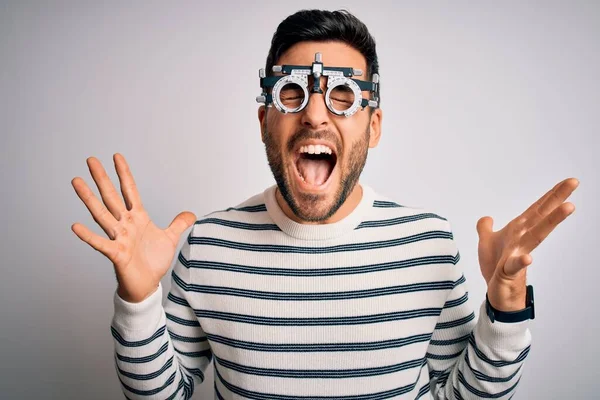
[
  {"x1": 487, "y1": 290, "x2": 527, "y2": 312},
  {"x1": 117, "y1": 284, "x2": 159, "y2": 304},
  {"x1": 487, "y1": 274, "x2": 528, "y2": 312},
  {"x1": 113, "y1": 282, "x2": 164, "y2": 332},
  {"x1": 486, "y1": 285, "x2": 535, "y2": 323}
]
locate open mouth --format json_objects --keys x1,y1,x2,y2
[{"x1": 294, "y1": 144, "x2": 338, "y2": 187}]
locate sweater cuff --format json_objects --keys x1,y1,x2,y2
[
  {"x1": 475, "y1": 300, "x2": 532, "y2": 350},
  {"x1": 112, "y1": 283, "x2": 163, "y2": 332}
]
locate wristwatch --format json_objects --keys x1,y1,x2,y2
[{"x1": 485, "y1": 285, "x2": 535, "y2": 323}]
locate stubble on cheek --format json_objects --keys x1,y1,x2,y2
[{"x1": 262, "y1": 112, "x2": 371, "y2": 222}]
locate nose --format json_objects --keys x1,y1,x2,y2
[{"x1": 300, "y1": 77, "x2": 330, "y2": 130}]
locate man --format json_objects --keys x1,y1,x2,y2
[{"x1": 71, "y1": 9, "x2": 578, "y2": 399}]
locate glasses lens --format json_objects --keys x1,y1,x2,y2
[
  {"x1": 329, "y1": 84, "x2": 355, "y2": 112},
  {"x1": 278, "y1": 83, "x2": 305, "y2": 110}
]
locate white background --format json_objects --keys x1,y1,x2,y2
[{"x1": 1, "y1": 1, "x2": 598, "y2": 398}]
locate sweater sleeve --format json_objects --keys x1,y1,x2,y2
[
  {"x1": 425, "y1": 222, "x2": 532, "y2": 400},
  {"x1": 110, "y1": 230, "x2": 212, "y2": 399}
]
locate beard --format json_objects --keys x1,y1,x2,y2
[{"x1": 263, "y1": 118, "x2": 370, "y2": 222}]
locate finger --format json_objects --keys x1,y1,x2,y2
[
  {"x1": 165, "y1": 211, "x2": 197, "y2": 244},
  {"x1": 519, "y1": 178, "x2": 579, "y2": 228},
  {"x1": 520, "y1": 201, "x2": 576, "y2": 254},
  {"x1": 71, "y1": 222, "x2": 120, "y2": 263},
  {"x1": 87, "y1": 157, "x2": 127, "y2": 219},
  {"x1": 72, "y1": 177, "x2": 118, "y2": 235},
  {"x1": 476, "y1": 216, "x2": 494, "y2": 240},
  {"x1": 113, "y1": 153, "x2": 143, "y2": 211},
  {"x1": 536, "y1": 178, "x2": 579, "y2": 216},
  {"x1": 504, "y1": 253, "x2": 533, "y2": 276}
]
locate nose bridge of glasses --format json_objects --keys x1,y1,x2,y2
[
  {"x1": 307, "y1": 74, "x2": 327, "y2": 94},
  {"x1": 304, "y1": 76, "x2": 333, "y2": 113}
]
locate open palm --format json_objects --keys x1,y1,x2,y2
[
  {"x1": 475, "y1": 178, "x2": 578, "y2": 308},
  {"x1": 71, "y1": 153, "x2": 196, "y2": 303}
]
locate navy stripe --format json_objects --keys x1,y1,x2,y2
[
  {"x1": 429, "y1": 333, "x2": 471, "y2": 346},
  {"x1": 453, "y1": 386, "x2": 465, "y2": 400},
  {"x1": 373, "y1": 200, "x2": 405, "y2": 208},
  {"x1": 214, "y1": 360, "x2": 427, "y2": 400},
  {"x1": 415, "y1": 382, "x2": 431, "y2": 399},
  {"x1": 425, "y1": 350, "x2": 464, "y2": 360},
  {"x1": 175, "y1": 348, "x2": 212, "y2": 359},
  {"x1": 168, "y1": 330, "x2": 208, "y2": 344},
  {"x1": 196, "y1": 212, "x2": 447, "y2": 232},
  {"x1": 119, "y1": 371, "x2": 181, "y2": 397},
  {"x1": 443, "y1": 293, "x2": 469, "y2": 309},
  {"x1": 216, "y1": 204, "x2": 268, "y2": 213},
  {"x1": 168, "y1": 291, "x2": 190, "y2": 307},
  {"x1": 172, "y1": 274, "x2": 456, "y2": 301},
  {"x1": 215, "y1": 383, "x2": 226, "y2": 400},
  {"x1": 452, "y1": 273, "x2": 466, "y2": 288},
  {"x1": 201, "y1": 204, "x2": 268, "y2": 220},
  {"x1": 182, "y1": 370, "x2": 194, "y2": 398},
  {"x1": 115, "y1": 343, "x2": 206, "y2": 390},
  {"x1": 196, "y1": 218, "x2": 281, "y2": 231},
  {"x1": 188, "y1": 367, "x2": 206, "y2": 382},
  {"x1": 166, "y1": 312, "x2": 201, "y2": 327},
  {"x1": 429, "y1": 369, "x2": 451, "y2": 388},
  {"x1": 183, "y1": 254, "x2": 457, "y2": 277},
  {"x1": 228, "y1": 204, "x2": 267, "y2": 212},
  {"x1": 117, "y1": 356, "x2": 173, "y2": 380},
  {"x1": 357, "y1": 212, "x2": 446, "y2": 229},
  {"x1": 435, "y1": 312, "x2": 475, "y2": 330},
  {"x1": 469, "y1": 334, "x2": 530, "y2": 366},
  {"x1": 189, "y1": 230, "x2": 453, "y2": 254},
  {"x1": 215, "y1": 354, "x2": 425, "y2": 378},
  {"x1": 111, "y1": 325, "x2": 165, "y2": 347},
  {"x1": 195, "y1": 307, "x2": 442, "y2": 326},
  {"x1": 177, "y1": 250, "x2": 190, "y2": 268},
  {"x1": 205, "y1": 332, "x2": 432, "y2": 352},
  {"x1": 458, "y1": 370, "x2": 520, "y2": 398},
  {"x1": 167, "y1": 275, "x2": 191, "y2": 303},
  {"x1": 465, "y1": 353, "x2": 522, "y2": 382},
  {"x1": 116, "y1": 342, "x2": 168, "y2": 364}
]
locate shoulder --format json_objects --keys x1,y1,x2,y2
[
  {"x1": 366, "y1": 186, "x2": 453, "y2": 235},
  {"x1": 189, "y1": 187, "x2": 274, "y2": 238}
]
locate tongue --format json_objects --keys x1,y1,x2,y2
[{"x1": 297, "y1": 158, "x2": 330, "y2": 185}]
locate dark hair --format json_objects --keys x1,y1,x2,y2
[{"x1": 265, "y1": 9, "x2": 380, "y2": 109}]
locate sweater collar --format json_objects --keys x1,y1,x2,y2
[{"x1": 264, "y1": 183, "x2": 374, "y2": 241}]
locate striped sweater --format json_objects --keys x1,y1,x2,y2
[{"x1": 111, "y1": 184, "x2": 531, "y2": 399}]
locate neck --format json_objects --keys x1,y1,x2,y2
[{"x1": 275, "y1": 183, "x2": 364, "y2": 225}]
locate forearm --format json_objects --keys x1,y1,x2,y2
[
  {"x1": 111, "y1": 281, "x2": 211, "y2": 400},
  {"x1": 429, "y1": 300, "x2": 531, "y2": 400}
]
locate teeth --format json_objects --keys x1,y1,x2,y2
[{"x1": 299, "y1": 144, "x2": 333, "y2": 155}]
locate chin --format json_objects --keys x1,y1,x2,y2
[{"x1": 284, "y1": 172, "x2": 343, "y2": 222}]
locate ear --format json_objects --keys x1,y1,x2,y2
[
  {"x1": 258, "y1": 105, "x2": 267, "y2": 143},
  {"x1": 368, "y1": 108, "x2": 382, "y2": 148}
]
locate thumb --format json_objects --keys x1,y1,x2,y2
[
  {"x1": 165, "y1": 211, "x2": 197, "y2": 241},
  {"x1": 476, "y1": 216, "x2": 494, "y2": 239},
  {"x1": 504, "y1": 253, "x2": 533, "y2": 276}
]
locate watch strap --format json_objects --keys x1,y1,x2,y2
[{"x1": 486, "y1": 285, "x2": 535, "y2": 323}]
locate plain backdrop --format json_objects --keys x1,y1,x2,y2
[{"x1": 1, "y1": 1, "x2": 598, "y2": 399}]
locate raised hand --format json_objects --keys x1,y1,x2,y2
[
  {"x1": 71, "y1": 153, "x2": 196, "y2": 303},
  {"x1": 475, "y1": 177, "x2": 579, "y2": 311}
]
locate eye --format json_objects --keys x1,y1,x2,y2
[
  {"x1": 329, "y1": 85, "x2": 355, "y2": 110},
  {"x1": 279, "y1": 83, "x2": 305, "y2": 107}
]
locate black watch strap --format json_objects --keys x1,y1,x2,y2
[{"x1": 485, "y1": 285, "x2": 535, "y2": 323}]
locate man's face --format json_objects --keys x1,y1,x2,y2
[{"x1": 258, "y1": 41, "x2": 382, "y2": 223}]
